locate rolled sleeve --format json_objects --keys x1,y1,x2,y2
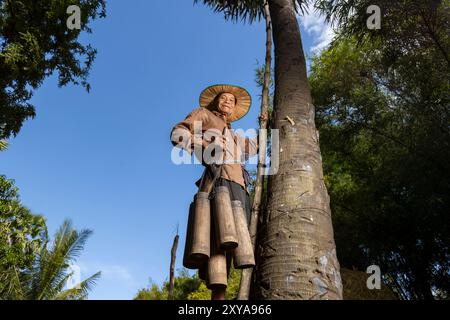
[{"x1": 170, "y1": 108, "x2": 208, "y2": 153}]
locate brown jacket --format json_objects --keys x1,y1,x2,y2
[{"x1": 170, "y1": 107, "x2": 258, "y2": 191}]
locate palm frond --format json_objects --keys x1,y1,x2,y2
[
  {"x1": 193, "y1": 0, "x2": 310, "y2": 23},
  {"x1": 0, "y1": 140, "x2": 8, "y2": 151},
  {"x1": 0, "y1": 267, "x2": 26, "y2": 300},
  {"x1": 194, "y1": 0, "x2": 264, "y2": 23},
  {"x1": 27, "y1": 219, "x2": 95, "y2": 300},
  {"x1": 54, "y1": 271, "x2": 101, "y2": 300},
  {"x1": 44, "y1": 269, "x2": 75, "y2": 300}
]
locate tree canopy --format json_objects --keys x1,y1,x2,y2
[
  {"x1": 134, "y1": 268, "x2": 241, "y2": 300},
  {"x1": 1, "y1": 176, "x2": 100, "y2": 300},
  {"x1": 0, "y1": 0, "x2": 106, "y2": 139},
  {"x1": 310, "y1": 0, "x2": 449, "y2": 299}
]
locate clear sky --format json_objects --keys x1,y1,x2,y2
[{"x1": 0, "y1": 0, "x2": 333, "y2": 299}]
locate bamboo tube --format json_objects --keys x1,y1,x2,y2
[
  {"x1": 206, "y1": 219, "x2": 228, "y2": 289},
  {"x1": 190, "y1": 192, "x2": 210, "y2": 262},
  {"x1": 213, "y1": 186, "x2": 238, "y2": 251},
  {"x1": 182, "y1": 202, "x2": 200, "y2": 269},
  {"x1": 232, "y1": 200, "x2": 255, "y2": 269}
]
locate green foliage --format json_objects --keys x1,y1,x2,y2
[
  {"x1": 316, "y1": 0, "x2": 449, "y2": 56},
  {"x1": 0, "y1": 0, "x2": 106, "y2": 139},
  {"x1": 0, "y1": 202, "x2": 45, "y2": 271},
  {"x1": 341, "y1": 268, "x2": 397, "y2": 300},
  {"x1": 187, "y1": 282, "x2": 211, "y2": 300},
  {"x1": 0, "y1": 175, "x2": 47, "y2": 297},
  {"x1": 24, "y1": 219, "x2": 101, "y2": 300},
  {"x1": 134, "y1": 283, "x2": 169, "y2": 300},
  {"x1": 134, "y1": 267, "x2": 241, "y2": 300},
  {"x1": 310, "y1": 1, "x2": 450, "y2": 298},
  {"x1": 134, "y1": 269, "x2": 202, "y2": 300},
  {"x1": 167, "y1": 269, "x2": 203, "y2": 300},
  {"x1": 224, "y1": 266, "x2": 241, "y2": 300},
  {"x1": 0, "y1": 140, "x2": 8, "y2": 151},
  {"x1": 0, "y1": 202, "x2": 100, "y2": 300}
]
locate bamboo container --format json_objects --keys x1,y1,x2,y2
[
  {"x1": 213, "y1": 186, "x2": 238, "y2": 251},
  {"x1": 231, "y1": 200, "x2": 255, "y2": 269},
  {"x1": 189, "y1": 192, "x2": 210, "y2": 262},
  {"x1": 183, "y1": 202, "x2": 200, "y2": 269},
  {"x1": 206, "y1": 221, "x2": 228, "y2": 289}
]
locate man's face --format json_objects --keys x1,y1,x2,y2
[{"x1": 217, "y1": 92, "x2": 236, "y2": 117}]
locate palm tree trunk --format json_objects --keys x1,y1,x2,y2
[
  {"x1": 255, "y1": 0, "x2": 343, "y2": 300},
  {"x1": 237, "y1": 0, "x2": 272, "y2": 300}
]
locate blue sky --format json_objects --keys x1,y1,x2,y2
[{"x1": 0, "y1": 0, "x2": 333, "y2": 299}]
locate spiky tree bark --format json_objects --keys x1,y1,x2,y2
[{"x1": 254, "y1": 0, "x2": 342, "y2": 300}]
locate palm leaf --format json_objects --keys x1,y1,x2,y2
[
  {"x1": 26, "y1": 219, "x2": 99, "y2": 300},
  {"x1": 193, "y1": 0, "x2": 309, "y2": 23},
  {"x1": 54, "y1": 271, "x2": 101, "y2": 300},
  {"x1": 0, "y1": 267, "x2": 26, "y2": 300},
  {"x1": 0, "y1": 140, "x2": 8, "y2": 151}
]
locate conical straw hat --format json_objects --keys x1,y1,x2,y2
[{"x1": 199, "y1": 84, "x2": 252, "y2": 122}]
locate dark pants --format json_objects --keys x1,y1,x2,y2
[{"x1": 214, "y1": 178, "x2": 252, "y2": 226}]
